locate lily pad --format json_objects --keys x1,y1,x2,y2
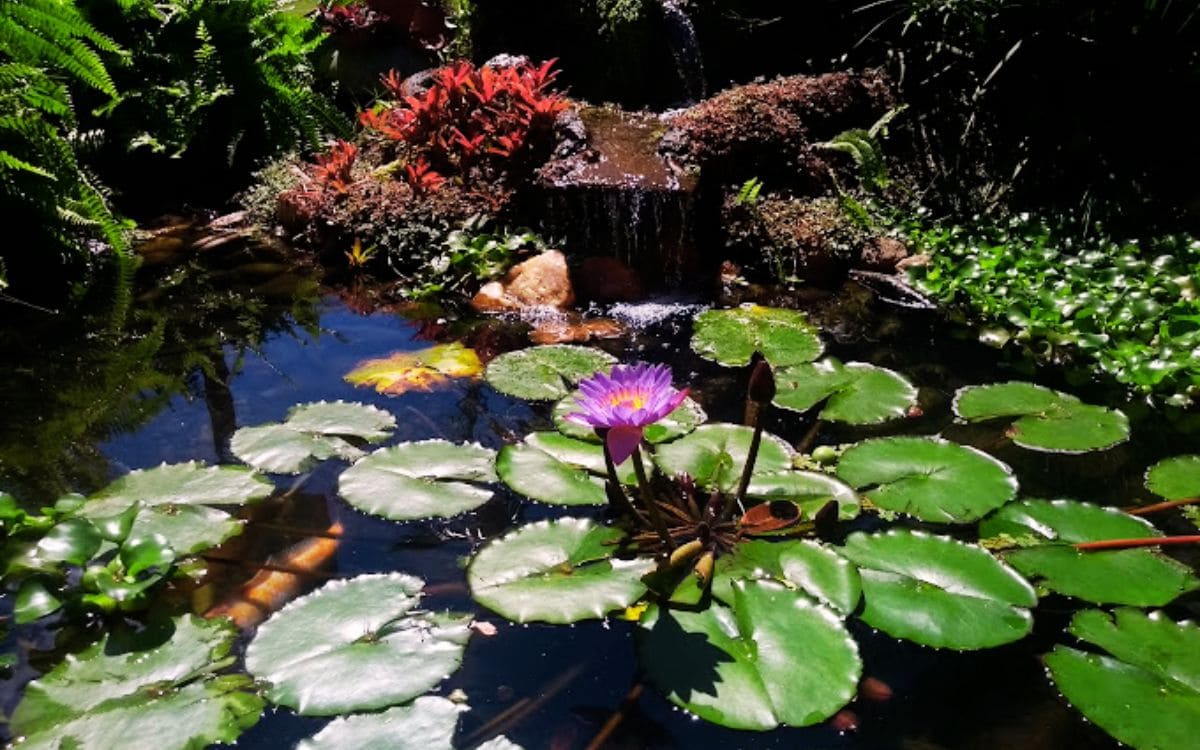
[
  {"x1": 78, "y1": 462, "x2": 273, "y2": 519},
  {"x1": 712, "y1": 539, "x2": 862, "y2": 614},
  {"x1": 836, "y1": 436, "x2": 1017, "y2": 523},
  {"x1": 496, "y1": 432, "x2": 635, "y2": 508},
  {"x1": 653, "y1": 424, "x2": 796, "y2": 493},
  {"x1": 9, "y1": 615, "x2": 262, "y2": 750},
  {"x1": 774, "y1": 359, "x2": 917, "y2": 424},
  {"x1": 1146, "y1": 455, "x2": 1200, "y2": 500},
  {"x1": 638, "y1": 580, "x2": 861, "y2": 730},
  {"x1": 296, "y1": 696, "x2": 463, "y2": 750},
  {"x1": 979, "y1": 499, "x2": 1199, "y2": 606},
  {"x1": 1046, "y1": 608, "x2": 1200, "y2": 750},
  {"x1": 839, "y1": 529, "x2": 1037, "y2": 649},
  {"x1": 953, "y1": 382, "x2": 1130, "y2": 453},
  {"x1": 232, "y1": 401, "x2": 396, "y2": 474},
  {"x1": 553, "y1": 393, "x2": 707, "y2": 444},
  {"x1": 691, "y1": 305, "x2": 824, "y2": 367},
  {"x1": 345, "y1": 342, "x2": 484, "y2": 395},
  {"x1": 338, "y1": 441, "x2": 497, "y2": 521},
  {"x1": 121, "y1": 504, "x2": 243, "y2": 557},
  {"x1": 745, "y1": 471, "x2": 861, "y2": 521},
  {"x1": 245, "y1": 573, "x2": 471, "y2": 715},
  {"x1": 484, "y1": 345, "x2": 616, "y2": 401},
  {"x1": 468, "y1": 518, "x2": 655, "y2": 623}
]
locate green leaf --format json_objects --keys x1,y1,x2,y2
[
  {"x1": 1046, "y1": 609, "x2": 1200, "y2": 750},
  {"x1": 468, "y1": 519, "x2": 655, "y2": 624},
  {"x1": 245, "y1": 573, "x2": 471, "y2": 716},
  {"x1": 745, "y1": 470, "x2": 861, "y2": 521},
  {"x1": 638, "y1": 580, "x2": 861, "y2": 730},
  {"x1": 836, "y1": 436, "x2": 1017, "y2": 523},
  {"x1": 232, "y1": 401, "x2": 396, "y2": 474},
  {"x1": 338, "y1": 441, "x2": 497, "y2": 521},
  {"x1": 484, "y1": 345, "x2": 616, "y2": 401},
  {"x1": 1146, "y1": 455, "x2": 1200, "y2": 500},
  {"x1": 712, "y1": 539, "x2": 861, "y2": 614},
  {"x1": 120, "y1": 504, "x2": 244, "y2": 557},
  {"x1": 35, "y1": 517, "x2": 103, "y2": 566},
  {"x1": 296, "y1": 696, "x2": 465, "y2": 750},
  {"x1": 553, "y1": 393, "x2": 706, "y2": 444},
  {"x1": 496, "y1": 432, "x2": 635, "y2": 507},
  {"x1": 979, "y1": 499, "x2": 1200, "y2": 606},
  {"x1": 773, "y1": 359, "x2": 917, "y2": 424},
  {"x1": 93, "y1": 502, "x2": 139, "y2": 543},
  {"x1": 952, "y1": 382, "x2": 1130, "y2": 453},
  {"x1": 691, "y1": 305, "x2": 824, "y2": 367},
  {"x1": 839, "y1": 530, "x2": 1036, "y2": 649},
  {"x1": 653, "y1": 424, "x2": 795, "y2": 493},
  {"x1": 78, "y1": 462, "x2": 273, "y2": 518},
  {"x1": 9, "y1": 615, "x2": 262, "y2": 749},
  {"x1": 119, "y1": 534, "x2": 176, "y2": 578},
  {"x1": 15, "y1": 579, "x2": 63, "y2": 624}
]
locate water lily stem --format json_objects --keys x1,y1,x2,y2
[
  {"x1": 601, "y1": 436, "x2": 634, "y2": 513},
  {"x1": 723, "y1": 418, "x2": 764, "y2": 523},
  {"x1": 585, "y1": 682, "x2": 645, "y2": 750},
  {"x1": 1124, "y1": 497, "x2": 1200, "y2": 516},
  {"x1": 1074, "y1": 535, "x2": 1200, "y2": 552},
  {"x1": 632, "y1": 446, "x2": 675, "y2": 550},
  {"x1": 796, "y1": 417, "x2": 824, "y2": 455}
]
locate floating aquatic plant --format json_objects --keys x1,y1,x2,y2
[{"x1": 564, "y1": 362, "x2": 690, "y2": 465}]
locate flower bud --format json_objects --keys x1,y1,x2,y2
[
  {"x1": 692, "y1": 551, "x2": 715, "y2": 585},
  {"x1": 669, "y1": 539, "x2": 704, "y2": 567},
  {"x1": 748, "y1": 356, "x2": 776, "y2": 403}
]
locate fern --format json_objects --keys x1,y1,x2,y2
[
  {"x1": 0, "y1": 0, "x2": 121, "y2": 97},
  {"x1": 735, "y1": 177, "x2": 764, "y2": 206}
]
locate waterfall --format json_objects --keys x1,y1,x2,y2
[{"x1": 658, "y1": 0, "x2": 706, "y2": 103}]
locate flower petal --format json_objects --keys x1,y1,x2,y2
[{"x1": 606, "y1": 425, "x2": 644, "y2": 466}]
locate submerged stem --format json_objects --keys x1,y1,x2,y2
[
  {"x1": 722, "y1": 418, "x2": 764, "y2": 523},
  {"x1": 1124, "y1": 497, "x2": 1200, "y2": 516},
  {"x1": 1074, "y1": 535, "x2": 1200, "y2": 552}
]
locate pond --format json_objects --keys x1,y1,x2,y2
[{"x1": 1, "y1": 233, "x2": 1195, "y2": 749}]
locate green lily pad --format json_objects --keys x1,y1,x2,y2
[
  {"x1": 232, "y1": 401, "x2": 396, "y2": 474},
  {"x1": 9, "y1": 615, "x2": 262, "y2": 749},
  {"x1": 121, "y1": 504, "x2": 243, "y2": 557},
  {"x1": 774, "y1": 359, "x2": 917, "y2": 424},
  {"x1": 836, "y1": 436, "x2": 1017, "y2": 523},
  {"x1": 691, "y1": 305, "x2": 824, "y2": 367},
  {"x1": 638, "y1": 580, "x2": 861, "y2": 730},
  {"x1": 653, "y1": 424, "x2": 795, "y2": 493},
  {"x1": 839, "y1": 530, "x2": 1037, "y2": 649},
  {"x1": 745, "y1": 471, "x2": 861, "y2": 520},
  {"x1": 468, "y1": 518, "x2": 655, "y2": 624},
  {"x1": 338, "y1": 441, "x2": 497, "y2": 521},
  {"x1": 712, "y1": 539, "x2": 861, "y2": 614},
  {"x1": 297, "y1": 696, "x2": 462, "y2": 750},
  {"x1": 484, "y1": 345, "x2": 616, "y2": 401},
  {"x1": 979, "y1": 499, "x2": 1200, "y2": 606},
  {"x1": 496, "y1": 432, "x2": 635, "y2": 507},
  {"x1": 953, "y1": 382, "x2": 1130, "y2": 453},
  {"x1": 78, "y1": 462, "x2": 274, "y2": 519},
  {"x1": 1046, "y1": 608, "x2": 1200, "y2": 750},
  {"x1": 245, "y1": 573, "x2": 471, "y2": 716},
  {"x1": 1146, "y1": 455, "x2": 1200, "y2": 500},
  {"x1": 553, "y1": 393, "x2": 707, "y2": 444}
]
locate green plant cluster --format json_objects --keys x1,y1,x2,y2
[
  {"x1": 907, "y1": 213, "x2": 1200, "y2": 406},
  {"x1": 405, "y1": 215, "x2": 547, "y2": 299}
]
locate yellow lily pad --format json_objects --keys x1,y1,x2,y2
[{"x1": 344, "y1": 343, "x2": 483, "y2": 395}]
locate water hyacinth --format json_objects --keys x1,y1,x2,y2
[{"x1": 566, "y1": 363, "x2": 689, "y2": 465}]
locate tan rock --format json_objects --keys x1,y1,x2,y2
[
  {"x1": 470, "y1": 281, "x2": 512, "y2": 313},
  {"x1": 504, "y1": 250, "x2": 575, "y2": 309},
  {"x1": 858, "y1": 237, "x2": 910, "y2": 273}
]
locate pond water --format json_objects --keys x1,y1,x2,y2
[{"x1": 1, "y1": 234, "x2": 1191, "y2": 749}]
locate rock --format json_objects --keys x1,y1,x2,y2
[
  {"x1": 530, "y1": 316, "x2": 624, "y2": 345},
  {"x1": 470, "y1": 250, "x2": 575, "y2": 312},
  {"x1": 857, "y1": 237, "x2": 909, "y2": 273},
  {"x1": 895, "y1": 253, "x2": 930, "y2": 272},
  {"x1": 575, "y1": 256, "x2": 643, "y2": 302}
]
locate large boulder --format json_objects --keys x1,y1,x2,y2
[{"x1": 471, "y1": 250, "x2": 575, "y2": 312}]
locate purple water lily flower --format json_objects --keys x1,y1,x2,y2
[{"x1": 566, "y1": 363, "x2": 689, "y2": 465}]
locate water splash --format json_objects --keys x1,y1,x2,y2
[{"x1": 658, "y1": 0, "x2": 706, "y2": 103}]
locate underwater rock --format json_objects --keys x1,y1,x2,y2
[
  {"x1": 529, "y1": 315, "x2": 624, "y2": 345},
  {"x1": 576, "y1": 256, "x2": 644, "y2": 302},
  {"x1": 470, "y1": 250, "x2": 575, "y2": 312}
]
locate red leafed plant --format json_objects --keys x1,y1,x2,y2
[
  {"x1": 359, "y1": 59, "x2": 570, "y2": 176},
  {"x1": 311, "y1": 139, "x2": 359, "y2": 193},
  {"x1": 403, "y1": 157, "x2": 446, "y2": 194},
  {"x1": 315, "y1": 1, "x2": 388, "y2": 34}
]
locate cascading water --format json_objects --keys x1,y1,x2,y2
[
  {"x1": 658, "y1": 0, "x2": 706, "y2": 103},
  {"x1": 539, "y1": 107, "x2": 704, "y2": 288}
]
